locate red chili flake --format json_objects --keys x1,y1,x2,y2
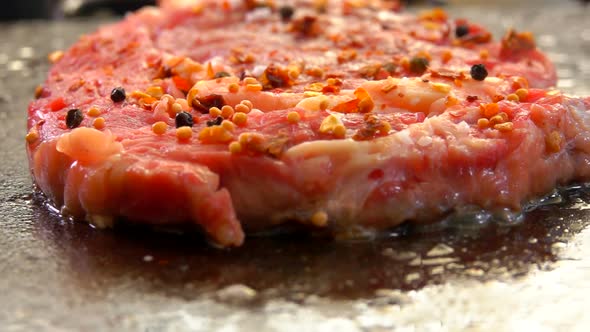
[
  {"x1": 290, "y1": 16, "x2": 321, "y2": 37},
  {"x1": 353, "y1": 114, "x2": 389, "y2": 140},
  {"x1": 500, "y1": 29, "x2": 536, "y2": 58},
  {"x1": 466, "y1": 95, "x2": 479, "y2": 102},
  {"x1": 322, "y1": 84, "x2": 341, "y2": 94},
  {"x1": 332, "y1": 98, "x2": 359, "y2": 113},
  {"x1": 260, "y1": 64, "x2": 292, "y2": 90},
  {"x1": 172, "y1": 76, "x2": 192, "y2": 93},
  {"x1": 48, "y1": 97, "x2": 67, "y2": 112}
]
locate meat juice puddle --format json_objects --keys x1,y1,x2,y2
[{"x1": 29, "y1": 183, "x2": 590, "y2": 300}]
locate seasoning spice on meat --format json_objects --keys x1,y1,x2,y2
[
  {"x1": 175, "y1": 111, "x2": 193, "y2": 128},
  {"x1": 192, "y1": 94, "x2": 226, "y2": 114},
  {"x1": 26, "y1": 0, "x2": 575, "y2": 248},
  {"x1": 65, "y1": 109, "x2": 84, "y2": 129},
  {"x1": 470, "y1": 64, "x2": 488, "y2": 81},
  {"x1": 110, "y1": 87, "x2": 126, "y2": 102}
]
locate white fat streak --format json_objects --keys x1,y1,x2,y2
[
  {"x1": 377, "y1": 10, "x2": 396, "y2": 22},
  {"x1": 251, "y1": 65, "x2": 267, "y2": 77},
  {"x1": 395, "y1": 130, "x2": 414, "y2": 146},
  {"x1": 245, "y1": 7, "x2": 272, "y2": 22},
  {"x1": 284, "y1": 139, "x2": 369, "y2": 160}
]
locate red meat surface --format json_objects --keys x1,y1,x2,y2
[{"x1": 26, "y1": 1, "x2": 589, "y2": 247}]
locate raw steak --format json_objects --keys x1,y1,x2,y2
[{"x1": 26, "y1": 0, "x2": 589, "y2": 246}]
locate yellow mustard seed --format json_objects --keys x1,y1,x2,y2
[
  {"x1": 515, "y1": 88, "x2": 529, "y2": 101},
  {"x1": 209, "y1": 107, "x2": 222, "y2": 117},
  {"x1": 25, "y1": 130, "x2": 38, "y2": 144},
  {"x1": 240, "y1": 100, "x2": 254, "y2": 110},
  {"x1": 228, "y1": 141, "x2": 242, "y2": 153},
  {"x1": 92, "y1": 117, "x2": 106, "y2": 130},
  {"x1": 176, "y1": 126, "x2": 193, "y2": 140},
  {"x1": 171, "y1": 102, "x2": 183, "y2": 114},
  {"x1": 482, "y1": 103, "x2": 499, "y2": 118},
  {"x1": 221, "y1": 105, "x2": 235, "y2": 119},
  {"x1": 358, "y1": 97, "x2": 375, "y2": 113},
  {"x1": 245, "y1": 83, "x2": 263, "y2": 92},
  {"x1": 320, "y1": 115, "x2": 346, "y2": 138},
  {"x1": 221, "y1": 120, "x2": 236, "y2": 132},
  {"x1": 87, "y1": 107, "x2": 101, "y2": 117},
  {"x1": 232, "y1": 112, "x2": 248, "y2": 126},
  {"x1": 494, "y1": 122, "x2": 514, "y2": 132},
  {"x1": 146, "y1": 86, "x2": 164, "y2": 98},
  {"x1": 160, "y1": 93, "x2": 174, "y2": 103},
  {"x1": 498, "y1": 112, "x2": 509, "y2": 122},
  {"x1": 333, "y1": 125, "x2": 346, "y2": 138},
  {"x1": 228, "y1": 83, "x2": 240, "y2": 93},
  {"x1": 489, "y1": 114, "x2": 504, "y2": 126},
  {"x1": 506, "y1": 93, "x2": 520, "y2": 102},
  {"x1": 243, "y1": 77, "x2": 258, "y2": 85},
  {"x1": 234, "y1": 103, "x2": 250, "y2": 114},
  {"x1": 306, "y1": 66, "x2": 324, "y2": 78},
  {"x1": 199, "y1": 126, "x2": 233, "y2": 143},
  {"x1": 310, "y1": 211, "x2": 328, "y2": 227},
  {"x1": 287, "y1": 111, "x2": 301, "y2": 124},
  {"x1": 152, "y1": 121, "x2": 168, "y2": 135},
  {"x1": 477, "y1": 118, "x2": 490, "y2": 129}
]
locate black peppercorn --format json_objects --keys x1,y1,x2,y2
[
  {"x1": 455, "y1": 25, "x2": 469, "y2": 38},
  {"x1": 409, "y1": 57, "x2": 429, "y2": 75},
  {"x1": 279, "y1": 6, "x2": 295, "y2": 22},
  {"x1": 65, "y1": 108, "x2": 84, "y2": 129},
  {"x1": 110, "y1": 87, "x2": 126, "y2": 102},
  {"x1": 175, "y1": 111, "x2": 194, "y2": 128},
  {"x1": 470, "y1": 64, "x2": 488, "y2": 81},
  {"x1": 206, "y1": 116, "x2": 224, "y2": 127}
]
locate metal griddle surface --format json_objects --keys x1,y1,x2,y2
[{"x1": 1, "y1": 1, "x2": 589, "y2": 331}]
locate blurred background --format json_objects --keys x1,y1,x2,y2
[
  {"x1": 0, "y1": 0, "x2": 156, "y2": 20},
  {"x1": 1, "y1": 0, "x2": 587, "y2": 20}
]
